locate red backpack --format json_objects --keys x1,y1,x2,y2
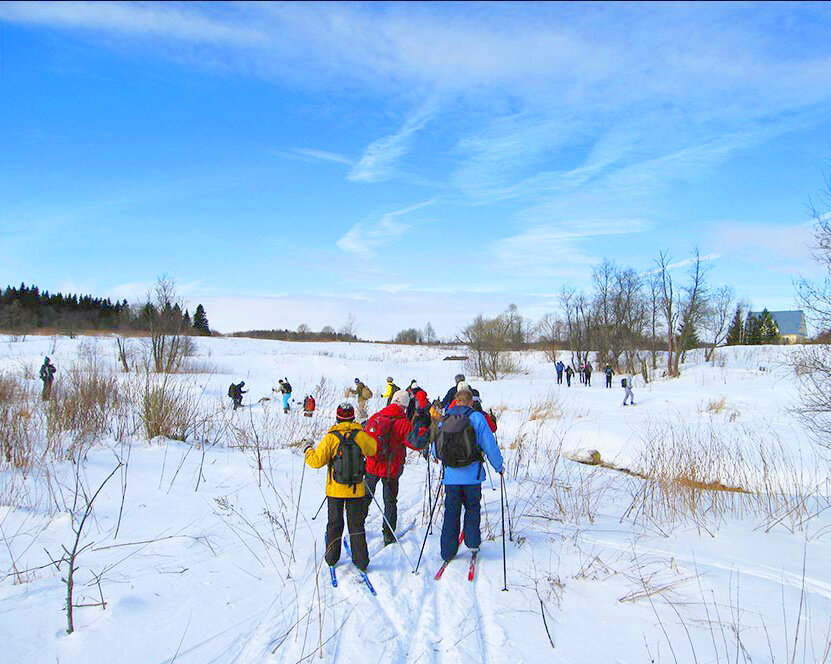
[{"x1": 364, "y1": 411, "x2": 399, "y2": 461}]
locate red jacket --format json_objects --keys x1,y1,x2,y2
[{"x1": 364, "y1": 403, "x2": 420, "y2": 478}]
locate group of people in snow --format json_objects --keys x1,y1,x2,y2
[
  {"x1": 555, "y1": 358, "x2": 636, "y2": 405},
  {"x1": 302, "y1": 374, "x2": 503, "y2": 573}
]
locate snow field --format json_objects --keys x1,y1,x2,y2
[{"x1": 1, "y1": 335, "x2": 830, "y2": 663}]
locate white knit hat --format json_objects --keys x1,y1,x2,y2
[
  {"x1": 455, "y1": 381, "x2": 472, "y2": 395},
  {"x1": 391, "y1": 390, "x2": 410, "y2": 409}
]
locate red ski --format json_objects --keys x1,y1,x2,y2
[
  {"x1": 468, "y1": 551, "x2": 478, "y2": 582},
  {"x1": 434, "y1": 532, "x2": 464, "y2": 580}
]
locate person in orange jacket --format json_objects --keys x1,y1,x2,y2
[{"x1": 303, "y1": 402, "x2": 377, "y2": 571}]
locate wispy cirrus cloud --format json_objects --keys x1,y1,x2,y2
[
  {"x1": 348, "y1": 105, "x2": 437, "y2": 183},
  {"x1": 0, "y1": 1, "x2": 266, "y2": 45},
  {"x1": 336, "y1": 199, "x2": 435, "y2": 260},
  {"x1": 277, "y1": 148, "x2": 354, "y2": 167},
  {"x1": 492, "y1": 218, "x2": 652, "y2": 278}
]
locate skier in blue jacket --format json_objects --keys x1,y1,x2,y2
[{"x1": 432, "y1": 382, "x2": 503, "y2": 563}]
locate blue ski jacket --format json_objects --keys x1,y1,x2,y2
[{"x1": 433, "y1": 405, "x2": 503, "y2": 485}]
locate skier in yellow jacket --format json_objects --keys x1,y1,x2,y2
[
  {"x1": 380, "y1": 376, "x2": 399, "y2": 406},
  {"x1": 303, "y1": 401, "x2": 377, "y2": 571}
]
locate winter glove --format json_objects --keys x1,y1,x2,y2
[{"x1": 301, "y1": 439, "x2": 314, "y2": 453}]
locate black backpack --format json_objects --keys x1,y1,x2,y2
[
  {"x1": 621, "y1": 378, "x2": 627, "y2": 387},
  {"x1": 283, "y1": 382, "x2": 292, "y2": 393},
  {"x1": 330, "y1": 430, "x2": 366, "y2": 492},
  {"x1": 228, "y1": 384, "x2": 236, "y2": 398},
  {"x1": 436, "y1": 412, "x2": 482, "y2": 468}
]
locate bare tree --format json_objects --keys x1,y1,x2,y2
[
  {"x1": 339, "y1": 312, "x2": 357, "y2": 339},
  {"x1": 673, "y1": 249, "x2": 710, "y2": 372},
  {"x1": 459, "y1": 313, "x2": 517, "y2": 380},
  {"x1": 141, "y1": 276, "x2": 191, "y2": 373},
  {"x1": 793, "y1": 175, "x2": 831, "y2": 445},
  {"x1": 424, "y1": 321, "x2": 437, "y2": 344},
  {"x1": 702, "y1": 285, "x2": 734, "y2": 361}
]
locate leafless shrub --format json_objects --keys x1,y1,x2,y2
[
  {"x1": 46, "y1": 359, "x2": 123, "y2": 458},
  {"x1": 136, "y1": 373, "x2": 202, "y2": 441},
  {"x1": 790, "y1": 344, "x2": 831, "y2": 448},
  {"x1": 0, "y1": 374, "x2": 39, "y2": 468}
]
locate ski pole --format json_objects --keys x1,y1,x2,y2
[
  {"x1": 485, "y1": 462, "x2": 496, "y2": 491},
  {"x1": 425, "y1": 453, "x2": 433, "y2": 534},
  {"x1": 290, "y1": 458, "x2": 307, "y2": 562},
  {"x1": 311, "y1": 495, "x2": 326, "y2": 521},
  {"x1": 415, "y1": 467, "x2": 444, "y2": 574},
  {"x1": 364, "y1": 480, "x2": 418, "y2": 574},
  {"x1": 500, "y1": 471, "x2": 508, "y2": 591},
  {"x1": 502, "y1": 468, "x2": 514, "y2": 542}
]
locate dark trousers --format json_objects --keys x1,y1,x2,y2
[
  {"x1": 566, "y1": 375, "x2": 572, "y2": 386},
  {"x1": 585, "y1": 373, "x2": 591, "y2": 386},
  {"x1": 556, "y1": 372, "x2": 562, "y2": 384},
  {"x1": 41, "y1": 379, "x2": 53, "y2": 401},
  {"x1": 364, "y1": 472, "x2": 400, "y2": 545},
  {"x1": 232, "y1": 396, "x2": 242, "y2": 410},
  {"x1": 326, "y1": 496, "x2": 369, "y2": 571},
  {"x1": 440, "y1": 484, "x2": 482, "y2": 562},
  {"x1": 606, "y1": 375, "x2": 612, "y2": 388}
]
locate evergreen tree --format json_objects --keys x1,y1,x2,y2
[
  {"x1": 193, "y1": 304, "x2": 211, "y2": 336},
  {"x1": 726, "y1": 306, "x2": 744, "y2": 345},
  {"x1": 745, "y1": 313, "x2": 762, "y2": 344},
  {"x1": 757, "y1": 309, "x2": 780, "y2": 344}
]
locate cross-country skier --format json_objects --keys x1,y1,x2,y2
[
  {"x1": 363, "y1": 390, "x2": 427, "y2": 546},
  {"x1": 303, "y1": 402, "x2": 377, "y2": 572},
  {"x1": 622, "y1": 374, "x2": 635, "y2": 406},
  {"x1": 604, "y1": 364, "x2": 614, "y2": 388},
  {"x1": 39, "y1": 356, "x2": 56, "y2": 401},
  {"x1": 433, "y1": 382, "x2": 504, "y2": 564}
]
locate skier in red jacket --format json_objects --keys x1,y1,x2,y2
[{"x1": 363, "y1": 390, "x2": 427, "y2": 546}]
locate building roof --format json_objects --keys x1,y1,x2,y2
[{"x1": 747, "y1": 310, "x2": 807, "y2": 337}]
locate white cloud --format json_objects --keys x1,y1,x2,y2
[
  {"x1": 0, "y1": 1, "x2": 266, "y2": 45},
  {"x1": 492, "y1": 219, "x2": 651, "y2": 278},
  {"x1": 288, "y1": 148, "x2": 354, "y2": 166},
  {"x1": 336, "y1": 199, "x2": 434, "y2": 259},
  {"x1": 348, "y1": 105, "x2": 436, "y2": 183}
]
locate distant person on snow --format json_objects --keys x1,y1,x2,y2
[
  {"x1": 228, "y1": 381, "x2": 247, "y2": 410},
  {"x1": 406, "y1": 380, "x2": 430, "y2": 424},
  {"x1": 303, "y1": 394, "x2": 316, "y2": 417},
  {"x1": 441, "y1": 374, "x2": 472, "y2": 411},
  {"x1": 604, "y1": 364, "x2": 614, "y2": 388},
  {"x1": 555, "y1": 360, "x2": 564, "y2": 384},
  {"x1": 303, "y1": 402, "x2": 377, "y2": 572},
  {"x1": 584, "y1": 362, "x2": 593, "y2": 387},
  {"x1": 39, "y1": 356, "x2": 56, "y2": 401},
  {"x1": 363, "y1": 390, "x2": 427, "y2": 546},
  {"x1": 565, "y1": 365, "x2": 574, "y2": 387},
  {"x1": 578, "y1": 364, "x2": 585, "y2": 384},
  {"x1": 622, "y1": 374, "x2": 635, "y2": 406},
  {"x1": 277, "y1": 378, "x2": 292, "y2": 413},
  {"x1": 432, "y1": 382, "x2": 504, "y2": 564},
  {"x1": 349, "y1": 378, "x2": 372, "y2": 421},
  {"x1": 381, "y1": 376, "x2": 400, "y2": 406}
]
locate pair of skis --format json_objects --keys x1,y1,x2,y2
[
  {"x1": 328, "y1": 520, "x2": 417, "y2": 595},
  {"x1": 434, "y1": 532, "x2": 478, "y2": 581}
]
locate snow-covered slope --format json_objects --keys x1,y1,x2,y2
[{"x1": 1, "y1": 336, "x2": 829, "y2": 663}]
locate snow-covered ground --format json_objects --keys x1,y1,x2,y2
[{"x1": 2, "y1": 335, "x2": 830, "y2": 663}]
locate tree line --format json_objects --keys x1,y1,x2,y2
[{"x1": 0, "y1": 283, "x2": 211, "y2": 339}]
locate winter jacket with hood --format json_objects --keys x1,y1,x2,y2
[{"x1": 304, "y1": 421, "x2": 377, "y2": 498}]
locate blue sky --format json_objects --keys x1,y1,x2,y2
[{"x1": 2, "y1": 2, "x2": 831, "y2": 338}]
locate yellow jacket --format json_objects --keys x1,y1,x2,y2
[
  {"x1": 381, "y1": 381, "x2": 395, "y2": 400},
  {"x1": 304, "y1": 421, "x2": 377, "y2": 498}
]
